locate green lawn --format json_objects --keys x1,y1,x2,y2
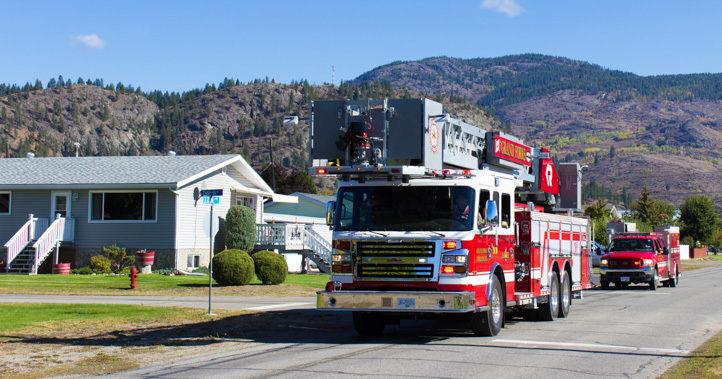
[
  {"x1": 0, "y1": 273, "x2": 330, "y2": 296},
  {"x1": 0, "y1": 303, "x2": 203, "y2": 334}
]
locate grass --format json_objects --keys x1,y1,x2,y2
[
  {"x1": 0, "y1": 273, "x2": 330, "y2": 296},
  {"x1": 0, "y1": 303, "x2": 205, "y2": 334},
  {"x1": 0, "y1": 303, "x2": 252, "y2": 377},
  {"x1": 660, "y1": 328, "x2": 722, "y2": 378}
]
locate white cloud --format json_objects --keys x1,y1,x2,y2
[
  {"x1": 70, "y1": 34, "x2": 106, "y2": 49},
  {"x1": 480, "y1": 0, "x2": 524, "y2": 17}
]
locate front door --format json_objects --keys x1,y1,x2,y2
[{"x1": 51, "y1": 191, "x2": 71, "y2": 220}]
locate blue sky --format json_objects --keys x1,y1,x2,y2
[{"x1": 3, "y1": 0, "x2": 722, "y2": 93}]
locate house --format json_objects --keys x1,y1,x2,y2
[
  {"x1": 0, "y1": 154, "x2": 295, "y2": 274},
  {"x1": 262, "y1": 192, "x2": 335, "y2": 272},
  {"x1": 264, "y1": 192, "x2": 335, "y2": 224}
]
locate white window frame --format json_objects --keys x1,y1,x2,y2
[
  {"x1": 187, "y1": 253, "x2": 201, "y2": 269},
  {"x1": 88, "y1": 190, "x2": 159, "y2": 223},
  {"x1": 0, "y1": 191, "x2": 11, "y2": 215}
]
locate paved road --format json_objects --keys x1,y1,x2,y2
[
  {"x1": 86, "y1": 264, "x2": 721, "y2": 379},
  {"x1": 0, "y1": 294, "x2": 315, "y2": 311}
]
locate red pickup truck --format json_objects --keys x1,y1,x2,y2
[{"x1": 599, "y1": 226, "x2": 680, "y2": 290}]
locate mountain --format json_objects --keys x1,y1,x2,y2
[
  {"x1": 353, "y1": 55, "x2": 722, "y2": 209},
  {"x1": 2, "y1": 54, "x2": 722, "y2": 209},
  {"x1": 0, "y1": 79, "x2": 499, "y2": 195}
]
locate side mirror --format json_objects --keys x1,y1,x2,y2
[
  {"x1": 325, "y1": 201, "x2": 336, "y2": 226},
  {"x1": 485, "y1": 200, "x2": 499, "y2": 226}
]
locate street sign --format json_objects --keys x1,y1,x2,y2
[
  {"x1": 200, "y1": 189, "x2": 223, "y2": 197},
  {"x1": 202, "y1": 196, "x2": 220, "y2": 204}
]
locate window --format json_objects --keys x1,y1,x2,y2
[
  {"x1": 0, "y1": 192, "x2": 9, "y2": 214},
  {"x1": 187, "y1": 254, "x2": 201, "y2": 269},
  {"x1": 0, "y1": 192, "x2": 10, "y2": 214},
  {"x1": 90, "y1": 191, "x2": 157, "y2": 221},
  {"x1": 501, "y1": 193, "x2": 511, "y2": 228}
]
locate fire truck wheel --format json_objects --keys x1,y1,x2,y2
[
  {"x1": 471, "y1": 275, "x2": 503, "y2": 336},
  {"x1": 558, "y1": 270, "x2": 571, "y2": 318},
  {"x1": 539, "y1": 273, "x2": 559, "y2": 321},
  {"x1": 649, "y1": 269, "x2": 658, "y2": 291},
  {"x1": 669, "y1": 266, "x2": 679, "y2": 287},
  {"x1": 352, "y1": 311, "x2": 385, "y2": 336}
]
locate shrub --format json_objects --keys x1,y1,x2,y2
[
  {"x1": 88, "y1": 255, "x2": 111, "y2": 273},
  {"x1": 102, "y1": 244, "x2": 133, "y2": 273},
  {"x1": 225, "y1": 205, "x2": 257, "y2": 252},
  {"x1": 252, "y1": 250, "x2": 288, "y2": 285},
  {"x1": 212, "y1": 249, "x2": 254, "y2": 286},
  {"x1": 71, "y1": 267, "x2": 94, "y2": 275}
]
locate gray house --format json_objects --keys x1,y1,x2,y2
[{"x1": 0, "y1": 154, "x2": 291, "y2": 274}]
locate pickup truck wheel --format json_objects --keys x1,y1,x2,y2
[
  {"x1": 558, "y1": 270, "x2": 571, "y2": 318},
  {"x1": 649, "y1": 269, "x2": 658, "y2": 291},
  {"x1": 352, "y1": 311, "x2": 385, "y2": 336},
  {"x1": 669, "y1": 266, "x2": 679, "y2": 288},
  {"x1": 600, "y1": 280, "x2": 609, "y2": 290},
  {"x1": 471, "y1": 275, "x2": 503, "y2": 336},
  {"x1": 539, "y1": 273, "x2": 559, "y2": 321}
]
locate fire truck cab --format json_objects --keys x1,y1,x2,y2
[{"x1": 309, "y1": 98, "x2": 593, "y2": 336}]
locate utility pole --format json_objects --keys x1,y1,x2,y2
[{"x1": 269, "y1": 138, "x2": 276, "y2": 191}]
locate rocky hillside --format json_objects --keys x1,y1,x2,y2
[
  {"x1": 0, "y1": 81, "x2": 499, "y2": 194},
  {"x1": 354, "y1": 55, "x2": 722, "y2": 209}
]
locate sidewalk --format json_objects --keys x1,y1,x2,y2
[{"x1": 0, "y1": 294, "x2": 316, "y2": 311}]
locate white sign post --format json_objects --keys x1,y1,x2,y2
[{"x1": 200, "y1": 189, "x2": 223, "y2": 316}]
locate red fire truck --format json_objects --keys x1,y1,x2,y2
[
  {"x1": 599, "y1": 224, "x2": 681, "y2": 290},
  {"x1": 309, "y1": 99, "x2": 593, "y2": 336}
]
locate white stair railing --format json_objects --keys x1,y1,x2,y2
[
  {"x1": 3, "y1": 214, "x2": 48, "y2": 270},
  {"x1": 256, "y1": 224, "x2": 286, "y2": 245},
  {"x1": 31, "y1": 216, "x2": 65, "y2": 274},
  {"x1": 303, "y1": 226, "x2": 332, "y2": 265}
]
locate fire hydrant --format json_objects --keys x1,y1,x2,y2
[{"x1": 129, "y1": 266, "x2": 138, "y2": 289}]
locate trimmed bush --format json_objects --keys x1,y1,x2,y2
[
  {"x1": 212, "y1": 249, "x2": 254, "y2": 286},
  {"x1": 88, "y1": 255, "x2": 111, "y2": 273},
  {"x1": 252, "y1": 250, "x2": 288, "y2": 285},
  {"x1": 102, "y1": 244, "x2": 133, "y2": 273},
  {"x1": 225, "y1": 205, "x2": 257, "y2": 252}
]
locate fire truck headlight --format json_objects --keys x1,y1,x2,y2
[
  {"x1": 442, "y1": 255, "x2": 467, "y2": 264},
  {"x1": 600, "y1": 259, "x2": 608, "y2": 267},
  {"x1": 643, "y1": 259, "x2": 655, "y2": 267}
]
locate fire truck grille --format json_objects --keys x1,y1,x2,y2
[
  {"x1": 356, "y1": 263, "x2": 435, "y2": 279},
  {"x1": 355, "y1": 241, "x2": 436, "y2": 279},
  {"x1": 356, "y1": 242, "x2": 435, "y2": 257},
  {"x1": 610, "y1": 259, "x2": 642, "y2": 269}
]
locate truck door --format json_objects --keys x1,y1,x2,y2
[{"x1": 656, "y1": 239, "x2": 669, "y2": 279}]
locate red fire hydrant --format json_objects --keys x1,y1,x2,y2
[{"x1": 129, "y1": 266, "x2": 138, "y2": 289}]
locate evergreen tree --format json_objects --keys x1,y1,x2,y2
[{"x1": 680, "y1": 195, "x2": 719, "y2": 245}]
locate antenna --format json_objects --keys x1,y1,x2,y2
[{"x1": 332, "y1": 65, "x2": 335, "y2": 86}]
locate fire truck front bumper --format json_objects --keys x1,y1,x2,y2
[
  {"x1": 316, "y1": 291, "x2": 481, "y2": 313},
  {"x1": 600, "y1": 267, "x2": 655, "y2": 283}
]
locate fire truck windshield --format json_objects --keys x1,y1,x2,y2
[
  {"x1": 608, "y1": 238, "x2": 655, "y2": 252},
  {"x1": 335, "y1": 186, "x2": 475, "y2": 231}
]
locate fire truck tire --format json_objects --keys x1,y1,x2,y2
[
  {"x1": 352, "y1": 311, "x2": 385, "y2": 336},
  {"x1": 539, "y1": 273, "x2": 559, "y2": 321},
  {"x1": 649, "y1": 269, "x2": 658, "y2": 291},
  {"x1": 471, "y1": 275, "x2": 503, "y2": 336},
  {"x1": 669, "y1": 266, "x2": 679, "y2": 287},
  {"x1": 558, "y1": 270, "x2": 571, "y2": 318}
]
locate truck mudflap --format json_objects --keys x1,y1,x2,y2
[{"x1": 316, "y1": 291, "x2": 481, "y2": 313}]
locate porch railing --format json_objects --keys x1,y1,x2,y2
[
  {"x1": 31, "y1": 216, "x2": 67, "y2": 274},
  {"x1": 3, "y1": 214, "x2": 48, "y2": 269}
]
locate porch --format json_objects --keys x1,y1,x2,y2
[
  {"x1": 2, "y1": 214, "x2": 75, "y2": 274},
  {"x1": 255, "y1": 223, "x2": 331, "y2": 273}
]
